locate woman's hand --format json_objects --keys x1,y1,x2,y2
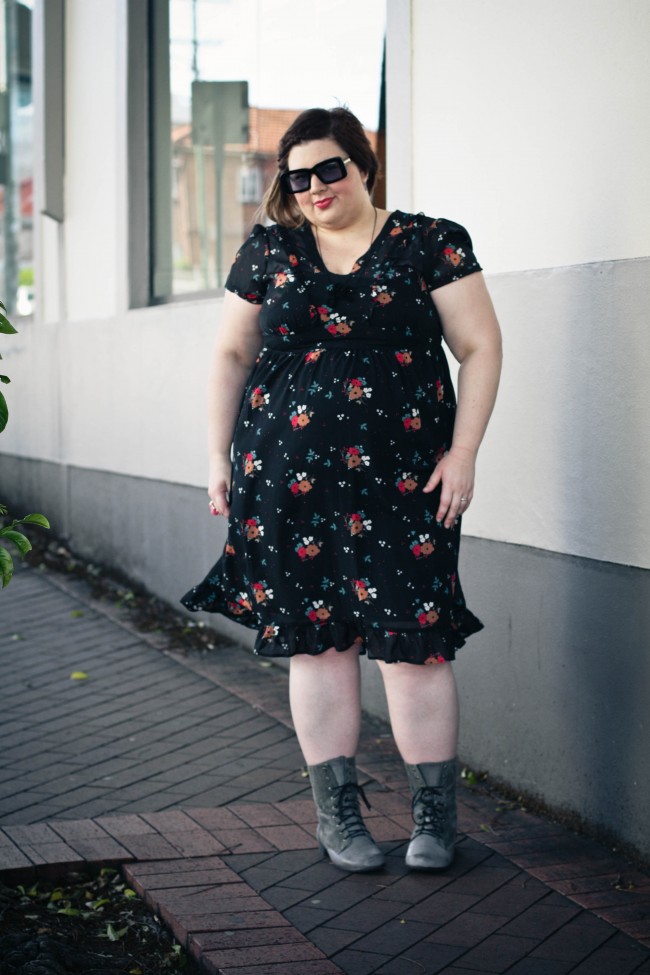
[
  {"x1": 422, "y1": 445, "x2": 476, "y2": 529},
  {"x1": 208, "y1": 457, "x2": 232, "y2": 518}
]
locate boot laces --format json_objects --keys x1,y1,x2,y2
[
  {"x1": 412, "y1": 786, "x2": 446, "y2": 838},
  {"x1": 334, "y1": 782, "x2": 372, "y2": 839}
]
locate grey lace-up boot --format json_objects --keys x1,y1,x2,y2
[
  {"x1": 404, "y1": 758, "x2": 457, "y2": 870},
  {"x1": 308, "y1": 756, "x2": 385, "y2": 872}
]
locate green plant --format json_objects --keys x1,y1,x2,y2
[{"x1": 0, "y1": 299, "x2": 50, "y2": 587}]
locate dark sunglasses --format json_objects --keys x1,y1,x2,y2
[{"x1": 280, "y1": 156, "x2": 352, "y2": 194}]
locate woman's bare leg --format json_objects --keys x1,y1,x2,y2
[
  {"x1": 289, "y1": 645, "x2": 362, "y2": 764},
  {"x1": 377, "y1": 660, "x2": 459, "y2": 763}
]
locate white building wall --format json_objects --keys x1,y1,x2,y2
[{"x1": 399, "y1": 0, "x2": 650, "y2": 569}]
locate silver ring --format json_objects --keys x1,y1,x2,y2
[{"x1": 460, "y1": 496, "x2": 468, "y2": 502}]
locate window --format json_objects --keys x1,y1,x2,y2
[
  {"x1": 150, "y1": 0, "x2": 386, "y2": 300},
  {"x1": 0, "y1": 0, "x2": 33, "y2": 317}
]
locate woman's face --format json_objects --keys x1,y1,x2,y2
[{"x1": 286, "y1": 138, "x2": 369, "y2": 229}]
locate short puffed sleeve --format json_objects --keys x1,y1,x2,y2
[
  {"x1": 224, "y1": 223, "x2": 269, "y2": 304},
  {"x1": 420, "y1": 218, "x2": 482, "y2": 291}
]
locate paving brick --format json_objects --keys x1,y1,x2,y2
[
  {"x1": 20, "y1": 842, "x2": 86, "y2": 867},
  {"x1": 215, "y1": 962, "x2": 343, "y2": 975},
  {"x1": 454, "y1": 933, "x2": 541, "y2": 972},
  {"x1": 529, "y1": 913, "x2": 616, "y2": 961},
  {"x1": 352, "y1": 916, "x2": 435, "y2": 955},
  {"x1": 254, "y1": 824, "x2": 316, "y2": 850},
  {"x1": 364, "y1": 816, "x2": 410, "y2": 842},
  {"x1": 94, "y1": 814, "x2": 156, "y2": 836},
  {"x1": 274, "y1": 798, "x2": 318, "y2": 825},
  {"x1": 190, "y1": 925, "x2": 312, "y2": 952},
  {"x1": 503, "y1": 960, "x2": 573, "y2": 975},
  {"x1": 229, "y1": 802, "x2": 295, "y2": 827},
  {"x1": 400, "y1": 889, "x2": 482, "y2": 925},
  {"x1": 125, "y1": 865, "x2": 241, "y2": 897},
  {"x1": 112, "y1": 833, "x2": 184, "y2": 860},
  {"x1": 307, "y1": 878, "x2": 387, "y2": 914},
  {"x1": 207, "y1": 828, "x2": 277, "y2": 855},
  {"x1": 367, "y1": 869, "x2": 449, "y2": 904},
  {"x1": 308, "y1": 925, "x2": 364, "y2": 955},
  {"x1": 186, "y1": 805, "x2": 252, "y2": 830},
  {"x1": 126, "y1": 855, "x2": 227, "y2": 877},
  {"x1": 320, "y1": 896, "x2": 407, "y2": 933},
  {"x1": 426, "y1": 909, "x2": 511, "y2": 946},
  {"x1": 283, "y1": 903, "x2": 342, "y2": 932},
  {"x1": 201, "y1": 941, "x2": 327, "y2": 967},
  {"x1": 156, "y1": 828, "x2": 226, "y2": 857},
  {"x1": 328, "y1": 948, "x2": 392, "y2": 974},
  {"x1": 499, "y1": 901, "x2": 582, "y2": 939},
  {"x1": 362, "y1": 791, "x2": 412, "y2": 815},
  {"x1": 375, "y1": 942, "x2": 467, "y2": 974},
  {"x1": 0, "y1": 839, "x2": 32, "y2": 869},
  {"x1": 2, "y1": 822, "x2": 63, "y2": 846},
  {"x1": 153, "y1": 883, "x2": 266, "y2": 915},
  {"x1": 472, "y1": 876, "x2": 549, "y2": 916},
  {"x1": 568, "y1": 946, "x2": 650, "y2": 974},
  {"x1": 157, "y1": 902, "x2": 281, "y2": 941}
]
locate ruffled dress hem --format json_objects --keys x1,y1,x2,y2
[{"x1": 180, "y1": 588, "x2": 483, "y2": 665}]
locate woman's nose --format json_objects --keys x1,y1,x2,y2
[{"x1": 310, "y1": 173, "x2": 327, "y2": 192}]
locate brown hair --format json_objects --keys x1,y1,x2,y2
[{"x1": 261, "y1": 107, "x2": 380, "y2": 228}]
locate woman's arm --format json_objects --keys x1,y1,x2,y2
[
  {"x1": 423, "y1": 272, "x2": 503, "y2": 528},
  {"x1": 208, "y1": 290, "x2": 264, "y2": 517}
]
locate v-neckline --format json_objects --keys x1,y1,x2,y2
[{"x1": 305, "y1": 210, "x2": 399, "y2": 278}]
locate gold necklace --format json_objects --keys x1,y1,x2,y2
[{"x1": 314, "y1": 206, "x2": 378, "y2": 272}]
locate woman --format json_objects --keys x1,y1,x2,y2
[{"x1": 182, "y1": 107, "x2": 502, "y2": 873}]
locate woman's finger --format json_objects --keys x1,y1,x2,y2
[{"x1": 208, "y1": 486, "x2": 230, "y2": 517}]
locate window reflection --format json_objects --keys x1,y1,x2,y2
[
  {"x1": 0, "y1": 0, "x2": 33, "y2": 317},
  {"x1": 156, "y1": 0, "x2": 386, "y2": 298}
]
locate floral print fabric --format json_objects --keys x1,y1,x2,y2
[{"x1": 181, "y1": 211, "x2": 484, "y2": 664}]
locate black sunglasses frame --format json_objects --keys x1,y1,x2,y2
[{"x1": 280, "y1": 156, "x2": 352, "y2": 194}]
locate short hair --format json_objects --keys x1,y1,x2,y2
[{"x1": 261, "y1": 107, "x2": 380, "y2": 228}]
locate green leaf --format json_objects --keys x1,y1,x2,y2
[
  {"x1": 0, "y1": 390, "x2": 8, "y2": 432},
  {"x1": 0, "y1": 313, "x2": 17, "y2": 334},
  {"x1": 1, "y1": 530, "x2": 31, "y2": 556},
  {"x1": 56, "y1": 907, "x2": 81, "y2": 916},
  {"x1": 123, "y1": 888, "x2": 137, "y2": 899},
  {"x1": 21, "y1": 513, "x2": 50, "y2": 528},
  {"x1": 0, "y1": 547, "x2": 14, "y2": 588},
  {"x1": 104, "y1": 922, "x2": 129, "y2": 941},
  {"x1": 0, "y1": 375, "x2": 9, "y2": 384}
]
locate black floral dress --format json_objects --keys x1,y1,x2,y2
[{"x1": 182, "y1": 210, "x2": 484, "y2": 664}]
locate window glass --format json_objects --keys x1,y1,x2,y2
[
  {"x1": 152, "y1": 0, "x2": 386, "y2": 299},
  {"x1": 0, "y1": 0, "x2": 33, "y2": 317}
]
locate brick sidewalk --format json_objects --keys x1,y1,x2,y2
[{"x1": 1, "y1": 564, "x2": 649, "y2": 974}]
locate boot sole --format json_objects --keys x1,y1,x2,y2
[{"x1": 318, "y1": 838, "x2": 385, "y2": 873}]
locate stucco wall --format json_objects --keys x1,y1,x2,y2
[{"x1": 395, "y1": 0, "x2": 650, "y2": 570}]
